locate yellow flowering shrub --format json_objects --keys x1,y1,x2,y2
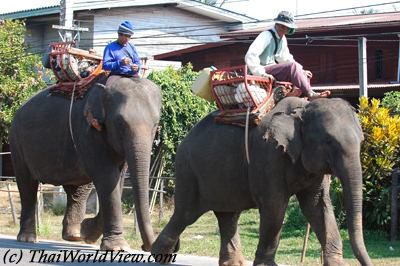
[{"x1": 358, "y1": 96, "x2": 400, "y2": 229}]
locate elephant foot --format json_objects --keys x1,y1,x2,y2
[
  {"x1": 17, "y1": 231, "x2": 37, "y2": 243},
  {"x1": 151, "y1": 234, "x2": 179, "y2": 255},
  {"x1": 219, "y1": 251, "x2": 246, "y2": 266},
  {"x1": 100, "y1": 236, "x2": 131, "y2": 251},
  {"x1": 80, "y1": 217, "x2": 102, "y2": 244},
  {"x1": 253, "y1": 258, "x2": 278, "y2": 266},
  {"x1": 323, "y1": 255, "x2": 348, "y2": 266},
  {"x1": 62, "y1": 223, "x2": 81, "y2": 241},
  {"x1": 141, "y1": 243, "x2": 152, "y2": 252}
]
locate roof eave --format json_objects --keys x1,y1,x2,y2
[
  {"x1": 154, "y1": 41, "x2": 230, "y2": 60},
  {"x1": 0, "y1": 6, "x2": 59, "y2": 19},
  {"x1": 220, "y1": 21, "x2": 400, "y2": 39},
  {"x1": 177, "y1": 1, "x2": 257, "y2": 23}
]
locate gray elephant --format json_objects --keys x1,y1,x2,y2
[
  {"x1": 152, "y1": 97, "x2": 372, "y2": 266},
  {"x1": 9, "y1": 75, "x2": 160, "y2": 251}
]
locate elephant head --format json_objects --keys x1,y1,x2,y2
[
  {"x1": 84, "y1": 78, "x2": 161, "y2": 251},
  {"x1": 265, "y1": 97, "x2": 372, "y2": 265}
]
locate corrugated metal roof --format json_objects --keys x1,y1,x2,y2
[
  {"x1": 0, "y1": 0, "x2": 59, "y2": 16},
  {"x1": 0, "y1": 6, "x2": 59, "y2": 19},
  {"x1": 221, "y1": 11, "x2": 400, "y2": 38},
  {"x1": 154, "y1": 41, "x2": 230, "y2": 60},
  {"x1": 177, "y1": 1, "x2": 257, "y2": 24},
  {"x1": 0, "y1": 0, "x2": 257, "y2": 24}
]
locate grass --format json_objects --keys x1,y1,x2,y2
[{"x1": 0, "y1": 188, "x2": 399, "y2": 265}]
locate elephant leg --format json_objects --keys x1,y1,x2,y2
[
  {"x1": 152, "y1": 176, "x2": 205, "y2": 255},
  {"x1": 62, "y1": 183, "x2": 93, "y2": 241},
  {"x1": 214, "y1": 211, "x2": 246, "y2": 266},
  {"x1": 152, "y1": 208, "x2": 204, "y2": 255},
  {"x1": 15, "y1": 164, "x2": 39, "y2": 243},
  {"x1": 93, "y1": 169, "x2": 129, "y2": 251},
  {"x1": 296, "y1": 176, "x2": 345, "y2": 266},
  {"x1": 81, "y1": 207, "x2": 104, "y2": 244},
  {"x1": 254, "y1": 197, "x2": 288, "y2": 266},
  {"x1": 81, "y1": 169, "x2": 124, "y2": 244}
]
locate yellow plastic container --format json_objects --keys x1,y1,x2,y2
[{"x1": 191, "y1": 67, "x2": 215, "y2": 102}]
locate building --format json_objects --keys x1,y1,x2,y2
[
  {"x1": 155, "y1": 11, "x2": 400, "y2": 102},
  {"x1": 0, "y1": 0, "x2": 258, "y2": 59},
  {"x1": 0, "y1": 0, "x2": 259, "y2": 176}
]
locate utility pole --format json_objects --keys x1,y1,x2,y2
[
  {"x1": 358, "y1": 37, "x2": 368, "y2": 97},
  {"x1": 397, "y1": 34, "x2": 400, "y2": 82},
  {"x1": 52, "y1": 0, "x2": 88, "y2": 45}
]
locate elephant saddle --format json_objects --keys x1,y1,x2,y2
[
  {"x1": 45, "y1": 42, "x2": 105, "y2": 99},
  {"x1": 210, "y1": 65, "x2": 300, "y2": 127}
]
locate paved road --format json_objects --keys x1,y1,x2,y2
[{"x1": 0, "y1": 234, "x2": 252, "y2": 266}]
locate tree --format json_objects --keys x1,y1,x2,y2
[
  {"x1": 147, "y1": 64, "x2": 215, "y2": 177},
  {"x1": 358, "y1": 97, "x2": 400, "y2": 230},
  {"x1": 0, "y1": 20, "x2": 45, "y2": 144},
  {"x1": 381, "y1": 91, "x2": 400, "y2": 116}
]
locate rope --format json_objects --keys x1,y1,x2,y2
[
  {"x1": 245, "y1": 106, "x2": 251, "y2": 165},
  {"x1": 69, "y1": 81, "x2": 78, "y2": 151}
]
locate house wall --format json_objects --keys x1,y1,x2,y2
[
  {"x1": 292, "y1": 39, "x2": 398, "y2": 84},
  {"x1": 75, "y1": 13, "x2": 94, "y2": 50},
  {"x1": 24, "y1": 15, "x2": 60, "y2": 55},
  {"x1": 169, "y1": 42, "x2": 250, "y2": 70},
  {"x1": 89, "y1": 5, "x2": 226, "y2": 57},
  {"x1": 21, "y1": 4, "x2": 229, "y2": 58},
  {"x1": 166, "y1": 31, "x2": 399, "y2": 85}
]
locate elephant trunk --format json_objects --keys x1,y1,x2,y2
[
  {"x1": 335, "y1": 154, "x2": 373, "y2": 266},
  {"x1": 125, "y1": 137, "x2": 155, "y2": 252}
]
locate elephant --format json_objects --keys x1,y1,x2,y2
[
  {"x1": 152, "y1": 97, "x2": 373, "y2": 266},
  {"x1": 9, "y1": 74, "x2": 161, "y2": 251}
]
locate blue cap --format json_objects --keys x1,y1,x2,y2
[{"x1": 118, "y1": 21, "x2": 134, "y2": 36}]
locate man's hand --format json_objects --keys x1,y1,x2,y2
[
  {"x1": 120, "y1": 57, "x2": 131, "y2": 65},
  {"x1": 131, "y1": 64, "x2": 139, "y2": 72},
  {"x1": 261, "y1": 73, "x2": 275, "y2": 82},
  {"x1": 304, "y1": 70, "x2": 313, "y2": 79}
]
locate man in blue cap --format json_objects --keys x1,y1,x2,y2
[
  {"x1": 245, "y1": 11, "x2": 330, "y2": 99},
  {"x1": 103, "y1": 21, "x2": 141, "y2": 85}
]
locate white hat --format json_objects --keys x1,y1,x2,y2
[{"x1": 274, "y1": 11, "x2": 297, "y2": 35}]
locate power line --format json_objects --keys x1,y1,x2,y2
[
  {"x1": 0, "y1": 32, "x2": 397, "y2": 58},
  {"x1": 295, "y1": 1, "x2": 400, "y2": 18},
  {"x1": 2, "y1": 2, "x2": 400, "y2": 57},
  {"x1": 1, "y1": 34, "x2": 398, "y2": 59}
]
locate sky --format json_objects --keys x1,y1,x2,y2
[
  {"x1": 221, "y1": 0, "x2": 400, "y2": 19},
  {"x1": 0, "y1": 0, "x2": 399, "y2": 18}
]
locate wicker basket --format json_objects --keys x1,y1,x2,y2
[{"x1": 210, "y1": 65, "x2": 273, "y2": 114}]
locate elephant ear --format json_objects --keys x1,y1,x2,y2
[
  {"x1": 263, "y1": 111, "x2": 303, "y2": 164},
  {"x1": 84, "y1": 83, "x2": 107, "y2": 129}
]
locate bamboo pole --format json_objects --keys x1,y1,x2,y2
[
  {"x1": 300, "y1": 223, "x2": 311, "y2": 264},
  {"x1": 6, "y1": 183, "x2": 17, "y2": 224}
]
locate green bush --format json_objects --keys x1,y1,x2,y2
[
  {"x1": 381, "y1": 91, "x2": 400, "y2": 116},
  {"x1": 147, "y1": 64, "x2": 215, "y2": 178},
  {"x1": 357, "y1": 97, "x2": 400, "y2": 230},
  {"x1": 0, "y1": 20, "x2": 45, "y2": 144},
  {"x1": 331, "y1": 97, "x2": 400, "y2": 230}
]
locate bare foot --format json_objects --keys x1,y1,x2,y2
[{"x1": 308, "y1": 90, "x2": 331, "y2": 100}]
